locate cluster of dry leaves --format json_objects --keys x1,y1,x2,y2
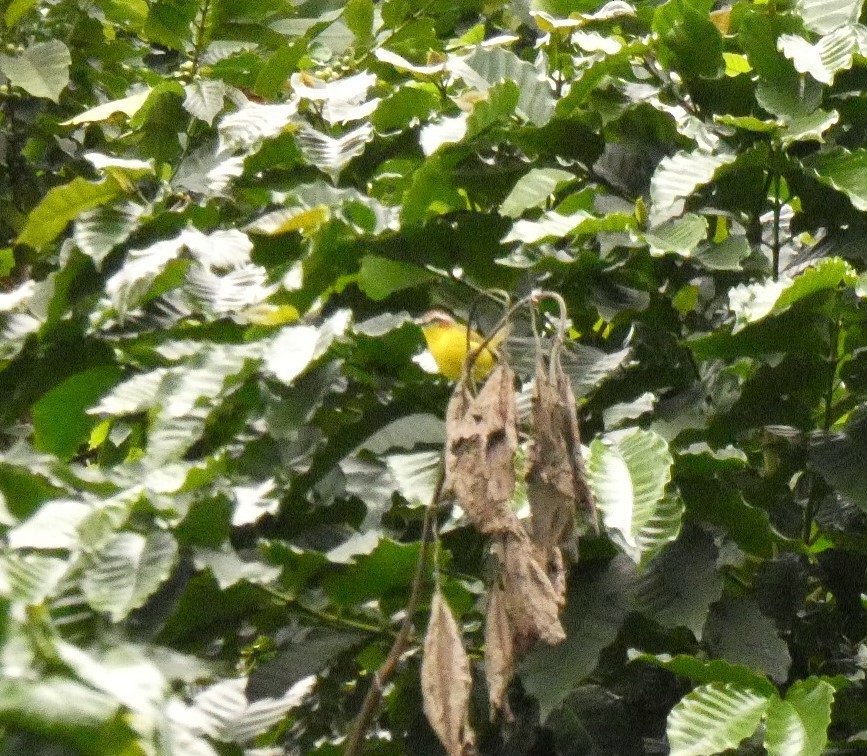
[{"x1": 421, "y1": 349, "x2": 597, "y2": 755}]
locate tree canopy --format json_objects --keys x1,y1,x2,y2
[{"x1": 3, "y1": 0, "x2": 867, "y2": 753}]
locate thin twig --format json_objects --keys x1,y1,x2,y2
[
  {"x1": 343, "y1": 473, "x2": 445, "y2": 756},
  {"x1": 771, "y1": 156, "x2": 782, "y2": 281}
]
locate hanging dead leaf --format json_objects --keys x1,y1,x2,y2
[
  {"x1": 445, "y1": 364, "x2": 521, "y2": 536},
  {"x1": 484, "y1": 582, "x2": 515, "y2": 719},
  {"x1": 527, "y1": 358, "x2": 597, "y2": 556},
  {"x1": 498, "y1": 532, "x2": 565, "y2": 651},
  {"x1": 421, "y1": 589, "x2": 476, "y2": 756}
]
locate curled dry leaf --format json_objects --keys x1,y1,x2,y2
[
  {"x1": 445, "y1": 364, "x2": 521, "y2": 536},
  {"x1": 527, "y1": 358, "x2": 597, "y2": 560},
  {"x1": 422, "y1": 589, "x2": 476, "y2": 756},
  {"x1": 498, "y1": 531, "x2": 566, "y2": 651},
  {"x1": 484, "y1": 582, "x2": 515, "y2": 719}
]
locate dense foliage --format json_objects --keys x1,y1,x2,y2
[{"x1": 6, "y1": 0, "x2": 867, "y2": 752}]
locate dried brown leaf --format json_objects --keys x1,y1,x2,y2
[
  {"x1": 499, "y1": 532, "x2": 566, "y2": 651},
  {"x1": 484, "y1": 582, "x2": 515, "y2": 719},
  {"x1": 422, "y1": 589, "x2": 476, "y2": 756},
  {"x1": 527, "y1": 360, "x2": 597, "y2": 557},
  {"x1": 445, "y1": 364, "x2": 521, "y2": 536}
]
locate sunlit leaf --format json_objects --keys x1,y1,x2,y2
[
  {"x1": 500, "y1": 168, "x2": 576, "y2": 218},
  {"x1": 74, "y1": 202, "x2": 147, "y2": 267},
  {"x1": 778, "y1": 27, "x2": 856, "y2": 84},
  {"x1": 0, "y1": 40, "x2": 70, "y2": 101},
  {"x1": 450, "y1": 46, "x2": 554, "y2": 126},
  {"x1": 767, "y1": 678, "x2": 834, "y2": 756},
  {"x1": 729, "y1": 257, "x2": 855, "y2": 332},
  {"x1": 803, "y1": 147, "x2": 867, "y2": 211},
  {"x1": 81, "y1": 530, "x2": 178, "y2": 621},
  {"x1": 62, "y1": 90, "x2": 151, "y2": 125},
  {"x1": 184, "y1": 80, "x2": 229, "y2": 125},
  {"x1": 795, "y1": 0, "x2": 861, "y2": 34},
  {"x1": 17, "y1": 177, "x2": 125, "y2": 253},
  {"x1": 650, "y1": 150, "x2": 737, "y2": 223},
  {"x1": 587, "y1": 429, "x2": 673, "y2": 561},
  {"x1": 644, "y1": 213, "x2": 708, "y2": 256},
  {"x1": 217, "y1": 102, "x2": 299, "y2": 153},
  {"x1": 295, "y1": 123, "x2": 375, "y2": 182},
  {"x1": 667, "y1": 683, "x2": 770, "y2": 756}
]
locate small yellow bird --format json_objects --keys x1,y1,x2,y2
[{"x1": 416, "y1": 310, "x2": 501, "y2": 380}]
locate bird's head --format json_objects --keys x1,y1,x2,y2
[{"x1": 414, "y1": 309, "x2": 457, "y2": 331}]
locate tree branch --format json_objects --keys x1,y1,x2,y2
[{"x1": 343, "y1": 473, "x2": 445, "y2": 755}]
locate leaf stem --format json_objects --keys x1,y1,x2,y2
[
  {"x1": 190, "y1": 0, "x2": 212, "y2": 78},
  {"x1": 771, "y1": 158, "x2": 782, "y2": 281},
  {"x1": 824, "y1": 317, "x2": 840, "y2": 431}
]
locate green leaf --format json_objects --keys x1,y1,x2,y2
[
  {"x1": 633, "y1": 492, "x2": 685, "y2": 565},
  {"x1": 653, "y1": 0, "x2": 723, "y2": 80},
  {"x1": 295, "y1": 123, "x2": 374, "y2": 182},
  {"x1": 466, "y1": 79, "x2": 519, "y2": 137},
  {"x1": 795, "y1": 0, "x2": 861, "y2": 34},
  {"x1": 247, "y1": 631, "x2": 362, "y2": 700},
  {"x1": 97, "y1": 0, "x2": 148, "y2": 28},
  {"x1": 5, "y1": 0, "x2": 39, "y2": 26},
  {"x1": 183, "y1": 79, "x2": 228, "y2": 125},
  {"x1": 17, "y1": 176, "x2": 125, "y2": 253},
  {"x1": 634, "y1": 526, "x2": 722, "y2": 634},
  {"x1": 141, "y1": 0, "x2": 199, "y2": 49},
  {"x1": 61, "y1": 90, "x2": 151, "y2": 126},
  {"x1": 521, "y1": 555, "x2": 636, "y2": 720},
  {"x1": 0, "y1": 40, "x2": 71, "y2": 101},
  {"x1": 217, "y1": 101, "x2": 297, "y2": 152},
  {"x1": 703, "y1": 597, "x2": 792, "y2": 683},
  {"x1": 372, "y1": 84, "x2": 439, "y2": 131},
  {"x1": 264, "y1": 311, "x2": 349, "y2": 384},
  {"x1": 502, "y1": 209, "x2": 634, "y2": 244},
  {"x1": 695, "y1": 235, "x2": 751, "y2": 270},
  {"x1": 715, "y1": 114, "x2": 776, "y2": 133},
  {"x1": 772, "y1": 678, "x2": 835, "y2": 756},
  {"x1": 189, "y1": 676, "x2": 306, "y2": 743},
  {"x1": 765, "y1": 698, "x2": 809, "y2": 756},
  {"x1": 82, "y1": 530, "x2": 178, "y2": 621},
  {"x1": 634, "y1": 653, "x2": 778, "y2": 697},
  {"x1": 644, "y1": 214, "x2": 708, "y2": 256},
  {"x1": 344, "y1": 0, "x2": 374, "y2": 41},
  {"x1": 778, "y1": 27, "x2": 856, "y2": 85},
  {"x1": 681, "y1": 481, "x2": 780, "y2": 558},
  {"x1": 401, "y1": 154, "x2": 466, "y2": 225},
  {"x1": 780, "y1": 107, "x2": 839, "y2": 146},
  {"x1": 0, "y1": 678, "x2": 129, "y2": 746},
  {"x1": 3, "y1": 553, "x2": 69, "y2": 603},
  {"x1": 667, "y1": 683, "x2": 771, "y2": 756},
  {"x1": 193, "y1": 544, "x2": 281, "y2": 589},
  {"x1": 357, "y1": 255, "x2": 436, "y2": 300},
  {"x1": 810, "y1": 409, "x2": 867, "y2": 510},
  {"x1": 803, "y1": 147, "x2": 867, "y2": 211},
  {"x1": 650, "y1": 151, "x2": 737, "y2": 222},
  {"x1": 32, "y1": 366, "x2": 123, "y2": 461},
  {"x1": 73, "y1": 202, "x2": 146, "y2": 268},
  {"x1": 254, "y1": 41, "x2": 307, "y2": 100},
  {"x1": 500, "y1": 168, "x2": 576, "y2": 218},
  {"x1": 587, "y1": 429, "x2": 673, "y2": 562},
  {"x1": 324, "y1": 538, "x2": 421, "y2": 606},
  {"x1": 453, "y1": 46, "x2": 555, "y2": 126},
  {"x1": 729, "y1": 257, "x2": 855, "y2": 332}
]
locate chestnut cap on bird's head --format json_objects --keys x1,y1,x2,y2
[{"x1": 414, "y1": 309, "x2": 457, "y2": 329}]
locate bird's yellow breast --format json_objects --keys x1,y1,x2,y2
[{"x1": 421, "y1": 323, "x2": 497, "y2": 380}]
